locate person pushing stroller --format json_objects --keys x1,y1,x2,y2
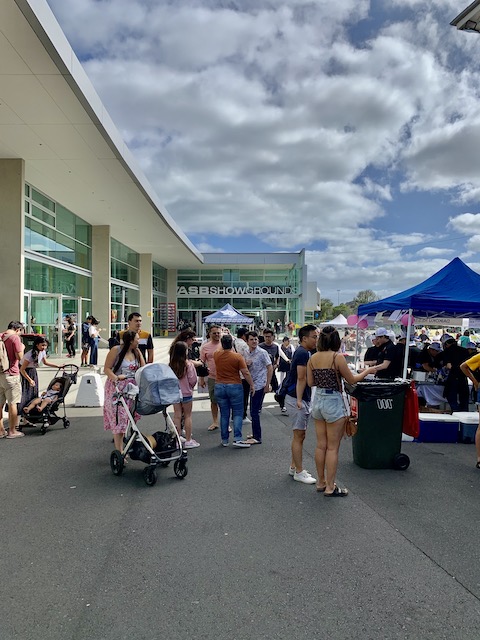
[{"x1": 23, "y1": 381, "x2": 62, "y2": 414}]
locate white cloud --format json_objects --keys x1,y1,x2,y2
[{"x1": 45, "y1": 0, "x2": 480, "y2": 300}]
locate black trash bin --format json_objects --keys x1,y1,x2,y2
[{"x1": 345, "y1": 380, "x2": 410, "y2": 470}]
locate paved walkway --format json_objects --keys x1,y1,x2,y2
[{"x1": 1, "y1": 339, "x2": 480, "y2": 638}]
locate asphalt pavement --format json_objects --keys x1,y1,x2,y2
[{"x1": 1, "y1": 340, "x2": 480, "y2": 639}]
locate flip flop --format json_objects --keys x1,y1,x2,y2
[
  {"x1": 245, "y1": 438, "x2": 261, "y2": 445},
  {"x1": 0, "y1": 434, "x2": 6, "y2": 439},
  {"x1": 476, "y1": 462, "x2": 480, "y2": 469},
  {"x1": 316, "y1": 484, "x2": 326, "y2": 493},
  {"x1": 207, "y1": 424, "x2": 218, "y2": 431},
  {"x1": 324, "y1": 485, "x2": 348, "y2": 497},
  {"x1": 6, "y1": 432, "x2": 25, "y2": 439}
]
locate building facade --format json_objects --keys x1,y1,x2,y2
[{"x1": 0, "y1": 0, "x2": 314, "y2": 354}]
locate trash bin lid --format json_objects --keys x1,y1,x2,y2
[{"x1": 345, "y1": 380, "x2": 410, "y2": 400}]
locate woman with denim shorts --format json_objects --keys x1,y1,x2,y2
[{"x1": 307, "y1": 326, "x2": 375, "y2": 497}]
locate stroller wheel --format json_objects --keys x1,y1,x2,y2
[
  {"x1": 174, "y1": 459, "x2": 188, "y2": 479},
  {"x1": 143, "y1": 466, "x2": 157, "y2": 486},
  {"x1": 110, "y1": 450, "x2": 124, "y2": 476},
  {"x1": 63, "y1": 419, "x2": 70, "y2": 429}
]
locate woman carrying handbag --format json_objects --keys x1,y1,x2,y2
[{"x1": 307, "y1": 325, "x2": 375, "y2": 497}]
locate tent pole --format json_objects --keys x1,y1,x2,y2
[{"x1": 402, "y1": 309, "x2": 413, "y2": 379}]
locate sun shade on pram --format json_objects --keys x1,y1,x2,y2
[{"x1": 135, "y1": 363, "x2": 182, "y2": 415}]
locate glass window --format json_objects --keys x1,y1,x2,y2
[
  {"x1": 25, "y1": 258, "x2": 92, "y2": 299},
  {"x1": 32, "y1": 188, "x2": 55, "y2": 213},
  {"x1": 31, "y1": 204, "x2": 55, "y2": 227}
]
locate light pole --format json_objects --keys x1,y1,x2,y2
[{"x1": 337, "y1": 290, "x2": 340, "y2": 306}]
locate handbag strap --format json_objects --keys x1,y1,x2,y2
[{"x1": 332, "y1": 352, "x2": 350, "y2": 417}]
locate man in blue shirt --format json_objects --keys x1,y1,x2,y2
[
  {"x1": 245, "y1": 331, "x2": 273, "y2": 444},
  {"x1": 285, "y1": 325, "x2": 318, "y2": 484}
]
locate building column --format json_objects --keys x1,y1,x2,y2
[
  {"x1": 139, "y1": 254, "x2": 153, "y2": 334},
  {"x1": 91, "y1": 226, "x2": 111, "y2": 346},
  {"x1": 0, "y1": 159, "x2": 25, "y2": 329}
]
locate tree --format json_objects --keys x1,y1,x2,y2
[
  {"x1": 352, "y1": 289, "x2": 379, "y2": 307},
  {"x1": 319, "y1": 298, "x2": 334, "y2": 322}
]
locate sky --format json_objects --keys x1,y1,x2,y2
[{"x1": 45, "y1": 0, "x2": 480, "y2": 304}]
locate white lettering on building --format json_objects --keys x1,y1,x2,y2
[{"x1": 176, "y1": 285, "x2": 293, "y2": 296}]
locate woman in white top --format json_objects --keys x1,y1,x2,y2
[{"x1": 88, "y1": 317, "x2": 101, "y2": 367}]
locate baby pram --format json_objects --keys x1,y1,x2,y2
[
  {"x1": 109, "y1": 363, "x2": 188, "y2": 486},
  {"x1": 21, "y1": 364, "x2": 79, "y2": 435}
]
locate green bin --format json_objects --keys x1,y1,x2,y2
[{"x1": 345, "y1": 381, "x2": 410, "y2": 470}]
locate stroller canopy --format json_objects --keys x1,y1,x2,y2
[{"x1": 135, "y1": 363, "x2": 182, "y2": 415}]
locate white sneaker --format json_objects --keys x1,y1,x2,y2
[
  {"x1": 184, "y1": 439, "x2": 200, "y2": 449},
  {"x1": 281, "y1": 407, "x2": 288, "y2": 415},
  {"x1": 289, "y1": 467, "x2": 312, "y2": 477},
  {"x1": 242, "y1": 417, "x2": 251, "y2": 424},
  {"x1": 179, "y1": 436, "x2": 186, "y2": 443},
  {"x1": 233, "y1": 440, "x2": 251, "y2": 448},
  {"x1": 293, "y1": 470, "x2": 317, "y2": 484}
]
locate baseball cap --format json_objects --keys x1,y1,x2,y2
[
  {"x1": 429, "y1": 342, "x2": 442, "y2": 351},
  {"x1": 467, "y1": 341, "x2": 477, "y2": 349},
  {"x1": 374, "y1": 327, "x2": 389, "y2": 337}
]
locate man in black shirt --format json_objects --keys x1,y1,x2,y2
[
  {"x1": 371, "y1": 328, "x2": 402, "y2": 379},
  {"x1": 364, "y1": 336, "x2": 382, "y2": 365},
  {"x1": 436, "y1": 338, "x2": 470, "y2": 411}
]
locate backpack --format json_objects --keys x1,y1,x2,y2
[{"x1": 0, "y1": 334, "x2": 12, "y2": 373}]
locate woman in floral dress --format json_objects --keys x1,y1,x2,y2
[{"x1": 103, "y1": 329, "x2": 145, "y2": 452}]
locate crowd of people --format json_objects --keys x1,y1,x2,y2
[{"x1": 4, "y1": 314, "x2": 480, "y2": 482}]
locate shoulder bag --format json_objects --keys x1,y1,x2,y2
[{"x1": 333, "y1": 353, "x2": 358, "y2": 437}]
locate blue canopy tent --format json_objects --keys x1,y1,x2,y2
[
  {"x1": 358, "y1": 258, "x2": 480, "y2": 319},
  {"x1": 203, "y1": 304, "x2": 253, "y2": 325},
  {"x1": 358, "y1": 257, "x2": 480, "y2": 377}
]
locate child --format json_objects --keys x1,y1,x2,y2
[
  {"x1": 169, "y1": 341, "x2": 199, "y2": 449},
  {"x1": 24, "y1": 381, "x2": 62, "y2": 414}
]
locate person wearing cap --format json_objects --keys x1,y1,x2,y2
[
  {"x1": 460, "y1": 352, "x2": 480, "y2": 469},
  {"x1": 419, "y1": 342, "x2": 443, "y2": 373},
  {"x1": 466, "y1": 341, "x2": 478, "y2": 357},
  {"x1": 370, "y1": 328, "x2": 402, "y2": 379},
  {"x1": 363, "y1": 335, "x2": 382, "y2": 366}
]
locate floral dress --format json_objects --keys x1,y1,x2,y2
[{"x1": 103, "y1": 354, "x2": 141, "y2": 434}]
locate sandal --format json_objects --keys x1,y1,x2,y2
[
  {"x1": 245, "y1": 438, "x2": 261, "y2": 445},
  {"x1": 207, "y1": 424, "x2": 218, "y2": 431},
  {"x1": 316, "y1": 484, "x2": 326, "y2": 493},
  {"x1": 324, "y1": 484, "x2": 348, "y2": 497},
  {"x1": 476, "y1": 462, "x2": 480, "y2": 469}
]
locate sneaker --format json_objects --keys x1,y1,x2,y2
[
  {"x1": 221, "y1": 441, "x2": 229, "y2": 447},
  {"x1": 179, "y1": 436, "x2": 186, "y2": 443},
  {"x1": 242, "y1": 417, "x2": 251, "y2": 424},
  {"x1": 281, "y1": 407, "x2": 288, "y2": 415},
  {"x1": 233, "y1": 440, "x2": 251, "y2": 448},
  {"x1": 181, "y1": 429, "x2": 186, "y2": 437},
  {"x1": 288, "y1": 466, "x2": 295, "y2": 476},
  {"x1": 184, "y1": 439, "x2": 200, "y2": 449},
  {"x1": 293, "y1": 470, "x2": 317, "y2": 484}
]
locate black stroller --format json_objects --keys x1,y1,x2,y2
[
  {"x1": 110, "y1": 363, "x2": 188, "y2": 486},
  {"x1": 21, "y1": 364, "x2": 79, "y2": 435}
]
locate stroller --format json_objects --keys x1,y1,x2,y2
[
  {"x1": 21, "y1": 364, "x2": 79, "y2": 435},
  {"x1": 109, "y1": 363, "x2": 188, "y2": 486}
]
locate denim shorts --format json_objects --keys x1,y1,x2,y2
[
  {"x1": 311, "y1": 389, "x2": 345, "y2": 423},
  {"x1": 181, "y1": 395, "x2": 193, "y2": 404}
]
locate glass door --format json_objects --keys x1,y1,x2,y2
[
  {"x1": 27, "y1": 295, "x2": 83, "y2": 356},
  {"x1": 29, "y1": 295, "x2": 61, "y2": 355}
]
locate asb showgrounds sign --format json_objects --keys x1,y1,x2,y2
[{"x1": 177, "y1": 285, "x2": 293, "y2": 296}]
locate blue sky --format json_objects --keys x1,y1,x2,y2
[{"x1": 46, "y1": 0, "x2": 480, "y2": 304}]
